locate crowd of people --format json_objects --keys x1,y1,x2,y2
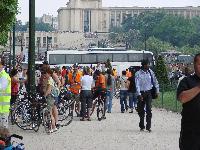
[{"x1": 2, "y1": 51, "x2": 200, "y2": 149}]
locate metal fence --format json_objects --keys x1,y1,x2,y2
[{"x1": 152, "y1": 83, "x2": 182, "y2": 112}]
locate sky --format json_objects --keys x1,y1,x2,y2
[{"x1": 17, "y1": 0, "x2": 200, "y2": 23}]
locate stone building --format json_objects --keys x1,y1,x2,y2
[{"x1": 58, "y1": 0, "x2": 200, "y2": 33}]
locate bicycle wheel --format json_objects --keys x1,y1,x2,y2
[
  {"x1": 60, "y1": 102, "x2": 73, "y2": 127},
  {"x1": 42, "y1": 108, "x2": 52, "y2": 134},
  {"x1": 97, "y1": 100, "x2": 104, "y2": 121},
  {"x1": 15, "y1": 103, "x2": 33, "y2": 130}
]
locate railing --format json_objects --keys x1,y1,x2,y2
[{"x1": 152, "y1": 83, "x2": 182, "y2": 112}]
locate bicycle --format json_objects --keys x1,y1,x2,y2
[
  {"x1": 90, "y1": 89, "x2": 107, "y2": 121},
  {"x1": 57, "y1": 88, "x2": 74, "y2": 126},
  {"x1": 14, "y1": 93, "x2": 52, "y2": 134}
]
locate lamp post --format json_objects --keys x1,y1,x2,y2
[
  {"x1": 9, "y1": 30, "x2": 12, "y2": 72},
  {"x1": 37, "y1": 39, "x2": 40, "y2": 59},
  {"x1": 12, "y1": 24, "x2": 16, "y2": 68},
  {"x1": 27, "y1": 0, "x2": 36, "y2": 99}
]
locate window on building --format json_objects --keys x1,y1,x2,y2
[
  {"x1": 54, "y1": 37, "x2": 57, "y2": 43},
  {"x1": 84, "y1": 10, "x2": 90, "y2": 32}
]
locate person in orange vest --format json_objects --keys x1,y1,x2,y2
[{"x1": 68, "y1": 64, "x2": 82, "y2": 116}]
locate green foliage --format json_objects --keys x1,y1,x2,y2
[
  {"x1": 179, "y1": 44, "x2": 200, "y2": 55},
  {"x1": 105, "y1": 59, "x2": 112, "y2": 70},
  {"x1": 15, "y1": 20, "x2": 28, "y2": 31},
  {"x1": 0, "y1": 0, "x2": 18, "y2": 46},
  {"x1": 146, "y1": 36, "x2": 174, "y2": 55},
  {"x1": 36, "y1": 22, "x2": 54, "y2": 32},
  {"x1": 15, "y1": 20, "x2": 55, "y2": 32},
  {"x1": 109, "y1": 11, "x2": 200, "y2": 55},
  {"x1": 154, "y1": 15, "x2": 195, "y2": 47},
  {"x1": 155, "y1": 55, "x2": 170, "y2": 85}
]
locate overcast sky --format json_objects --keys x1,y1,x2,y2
[{"x1": 17, "y1": 0, "x2": 200, "y2": 22}]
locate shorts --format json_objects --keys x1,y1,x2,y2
[{"x1": 46, "y1": 95, "x2": 55, "y2": 110}]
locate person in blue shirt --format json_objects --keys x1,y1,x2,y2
[{"x1": 135, "y1": 60, "x2": 159, "y2": 132}]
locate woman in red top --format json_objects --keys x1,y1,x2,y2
[{"x1": 10, "y1": 69, "x2": 24, "y2": 105}]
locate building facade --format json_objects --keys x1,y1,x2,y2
[{"x1": 58, "y1": 0, "x2": 200, "y2": 33}]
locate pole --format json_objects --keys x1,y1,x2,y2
[
  {"x1": 12, "y1": 24, "x2": 16, "y2": 68},
  {"x1": 28, "y1": 0, "x2": 36, "y2": 99},
  {"x1": 37, "y1": 40, "x2": 39, "y2": 60},
  {"x1": 47, "y1": 37, "x2": 48, "y2": 51},
  {"x1": 9, "y1": 31, "x2": 12, "y2": 72}
]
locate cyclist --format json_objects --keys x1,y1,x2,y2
[
  {"x1": 40, "y1": 67, "x2": 57, "y2": 133},
  {"x1": 68, "y1": 63, "x2": 82, "y2": 116},
  {"x1": 93, "y1": 70, "x2": 107, "y2": 119}
]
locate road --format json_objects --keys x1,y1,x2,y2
[{"x1": 10, "y1": 98, "x2": 181, "y2": 150}]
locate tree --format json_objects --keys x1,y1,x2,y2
[
  {"x1": 154, "y1": 15, "x2": 195, "y2": 47},
  {"x1": 105, "y1": 59, "x2": 112, "y2": 70},
  {"x1": 0, "y1": 0, "x2": 18, "y2": 45},
  {"x1": 155, "y1": 55, "x2": 169, "y2": 85},
  {"x1": 146, "y1": 36, "x2": 174, "y2": 55},
  {"x1": 15, "y1": 20, "x2": 28, "y2": 31},
  {"x1": 15, "y1": 21, "x2": 55, "y2": 32},
  {"x1": 36, "y1": 22, "x2": 54, "y2": 32}
]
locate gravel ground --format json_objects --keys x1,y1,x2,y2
[{"x1": 10, "y1": 98, "x2": 181, "y2": 150}]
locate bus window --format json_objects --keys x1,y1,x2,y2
[
  {"x1": 129, "y1": 53, "x2": 143, "y2": 62},
  {"x1": 65, "y1": 54, "x2": 81, "y2": 64},
  {"x1": 82, "y1": 54, "x2": 96, "y2": 64},
  {"x1": 144, "y1": 53, "x2": 153, "y2": 62},
  {"x1": 113, "y1": 53, "x2": 127, "y2": 62},
  {"x1": 97, "y1": 54, "x2": 113, "y2": 62},
  {"x1": 49, "y1": 54, "x2": 65, "y2": 64}
]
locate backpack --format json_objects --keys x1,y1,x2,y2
[
  {"x1": 50, "y1": 78, "x2": 60, "y2": 98},
  {"x1": 121, "y1": 77, "x2": 129, "y2": 89}
]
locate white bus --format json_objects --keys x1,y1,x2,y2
[{"x1": 47, "y1": 49, "x2": 154, "y2": 74}]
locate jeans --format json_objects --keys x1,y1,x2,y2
[
  {"x1": 120, "y1": 90, "x2": 128, "y2": 112},
  {"x1": 137, "y1": 91, "x2": 152, "y2": 130},
  {"x1": 128, "y1": 92, "x2": 137, "y2": 109},
  {"x1": 106, "y1": 90, "x2": 113, "y2": 112},
  {"x1": 80, "y1": 90, "x2": 92, "y2": 118}
]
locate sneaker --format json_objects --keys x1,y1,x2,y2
[
  {"x1": 121, "y1": 111, "x2": 125, "y2": 113},
  {"x1": 87, "y1": 118, "x2": 91, "y2": 121},
  {"x1": 129, "y1": 111, "x2": 133, "y2": 113},
  {"x1": 146, "y1": 129, "x2": 152, "y2": 133},
  {"x1": 140, "y1": 128, "x2": 145, "y2": 132},
  {"x1": 53, "y1": 128, "x2": 58, "y2": 132},
  {"x1": 80, "y1": 118, "x2": 86, "y2": 121},
  {"x1": 102, "y1": 116, "x2": 106, "y2": 119},
  {"x1": 49, "y1": 129, "x2": 54, "y2": 133},
  {"x1": 56, "y1": 124, "x2": 61, "y2": 129}
]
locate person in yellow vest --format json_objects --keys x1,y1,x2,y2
[{"x1": 0, "y1": 58, "x2": 11, "y2": 128}]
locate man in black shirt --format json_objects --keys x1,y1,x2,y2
[{"x1": 177, "y1": 53, "x2": 200, "y2": 150}]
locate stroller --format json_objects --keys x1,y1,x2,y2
[{"x1": 0, "y1": 134, "x2": 24, "y2": 150}]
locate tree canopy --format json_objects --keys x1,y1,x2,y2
[
  {"x1": 109, "y1": 11, "x2": 200, "y2": 55},
  {"x1": 15, "y1": 20, "x2": 55, "y2": 32},
  {"x1": 0, "y1": 0, "x2": 18, "y2": 45}
]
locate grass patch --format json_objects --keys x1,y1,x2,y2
[{"x1": 152, "y1": 90, "x2": 182, "y2": 112}]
